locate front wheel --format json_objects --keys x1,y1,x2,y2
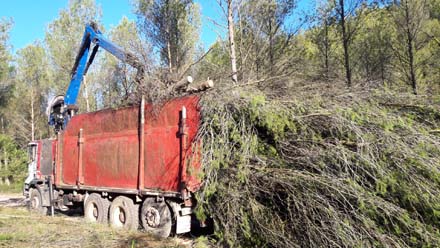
[
  {"x1": 140, "y1": 198, "x2": 172, "y2": 238},
  {"x1": 28, "y1": 188, "x2": 48, "y2": 215}
]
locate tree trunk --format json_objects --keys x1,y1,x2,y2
[
  {"x1": 167, "y1": 32, "x2": 173, "y2": 73},
  {"x1": 324, "y1": 18, "x2": 330, "y2": 80},
  {"x1": 381, "y1": 63, "x2": 386, "y2": 84},
  {"x1": 238, "y1": 5, "x2": 245, "y2": 80},
  {"x1": 83, "y1": 75, "x2": 90, "y2": 112},
  {"x1": 255, "y1": 40, "x2": 260, "y2": 79},
  {"x1": 269, "y1": 20, "x2": 274, "y2": 75},
  {"x1": 339, "y1": 0, "x2": 352, "y2": 87},
  {"x1": 404, "y1": 0, "x2": 417, "y2": 94},
  {"x1": 31, "y1": 88, "x2": 35, "y2": 141},
  {"x1": 0, "y1": 148, "x2": 2, "y2": 185},
  {"x1": 165, "y1": 0, "x2": 173, "y2": 73},
  {"x1": 227, "y1": 0, "x2": 238, "y2": 84},
  {"x1": 4, "y1": 149, "x2": 8, "y2": 185}
]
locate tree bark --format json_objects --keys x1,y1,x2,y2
[
  {"x1": 269, "y1": 20, "x2": 274, "y2": 75},
  {"x1": 167, "y1": 31, "x2": 173, "y2": 73},
  {"x1": 404, "y1": 0, "x2": 417, "y2": 94},
  {"x1": 170, "y1": 76, "x2": 193, "y2": 92},
  {"x1": 83, "y1": 75, "x2": 90, "y2": 112},
  {"x1": 186, "y1": 79, "x2": 214, "y2": 93},
  {"x1": 227, "y1": 0, "x2": 238, "y2": 84},
  {"x1": 31, "y1": 88, "x2": 35, "y2": 141},
  {"x1": 3, "y1": 149, "x2": 8, "y2": 185},
  {"x1": 324, "y1": 18, "x2": 330, "y2": 80},
  {"x1": 339, "y1": 0, "x2": 352, "y2": 87},
  {"x1": 165, "y1": 0, "x2": 173, "y2": 73}
]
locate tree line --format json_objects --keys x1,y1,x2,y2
[{"x1": 0, "y1": 0, "x2": 438, "y2": 185}]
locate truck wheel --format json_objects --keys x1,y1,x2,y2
[
  {"x1": 109, "y1": 196, "x2": 139, "y2": 230},
  {"x1": 28, "y1": 188, "x2": 48, "y2": 215},
  {"x1": 84, "y1": 193, "x2": 110, "y2": 223},
  {"x1": 140, "y1": 198, "x2": 172, "y2": 238}
]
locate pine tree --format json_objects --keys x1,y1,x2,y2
[
  {"x1": 45, "y1": 0, "x2": 102, "y2": 108},
  {"x1": 134, "y1": 0, "x2": 201, "y2": 77},
  {"x1": 391, "y1": 0, "x2": 430, "y2": 94}
]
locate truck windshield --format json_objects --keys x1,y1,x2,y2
[{"x1": 28, "y1": 144, "x2": 37, "y2": 162}]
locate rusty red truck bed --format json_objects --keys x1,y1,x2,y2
[{"x1": 55, "y1": 95, "x2": 202, "y2": 194}]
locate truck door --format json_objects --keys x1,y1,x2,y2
[{"x1": 23, "y1": 143, "x2": 38, "y2": 194}]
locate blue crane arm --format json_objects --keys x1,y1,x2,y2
[
  {"x1": 64, "y1": 23, "x2": 143, "y2": 106},
  {"x1": 47, "y1": 22, "x2": 144, "y2": 133}
]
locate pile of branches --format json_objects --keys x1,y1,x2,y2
[{"x1": 194, "y1": 82, "x2": 440, "y2": 247}]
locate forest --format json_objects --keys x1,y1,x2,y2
[{"x1": 0, "y1": 0, "x2": 439, "y2": 247}]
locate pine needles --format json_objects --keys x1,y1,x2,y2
[{"x1": 194, "y1": 82, "x2": 440, "y2": 247}]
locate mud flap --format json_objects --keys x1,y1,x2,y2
[
  {"x1": 37, "y1": 185, "x2": 51, "y2": 207},
  {"x1": 167, "y1": 201, "x2": 192, "y2": 234},
  {"x1": 176, "y1": 214, "x2": 191, "y2": 234}
]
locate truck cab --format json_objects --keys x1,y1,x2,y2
[
  {"x1": 23, "y1": 140, "x2": 55, "y2": 197},
  {"x1": 23, "y1": 142, "x2": 39, "y2": 196}
]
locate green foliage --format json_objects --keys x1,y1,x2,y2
[
  {"x1": 45, "y1": 0, "x2": 102, "y2": 97},
  {"x1": 352, "y1": 7, "x2": 394, "y2": 82},
  {"x1": 7, "y1": 43, "x2": 52, "y2": 144},
  {"x1": 0, "y1": 18, "x2": 13, "y2": 83},
  {"x1": 134, "y1": 0, "x2": 201, "y2": 73},
  {"x1": 97, "y1": 17, "x2": 149, "y2": 109},
  {"x1": 196, "y1": 41, "x2": 230, "y2": 80},
  {"x1": 0, "y1": 134, "x2": 27, "y2": 188},
  {"x1": 196, "y1": 87, "x2": 440, "y2": 247},
  {"x1": 0, "y1": 18, "x2": 13, "y2": 111},
  {"x1": 0, "y1": 0, "x2": 440, "y2": 246},
  {"x1": 300, "y1": 0, "x2": 440, "y2": 94}
]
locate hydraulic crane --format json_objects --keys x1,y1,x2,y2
[
  {"x1": 48, "y1": 22, "x2": 144, "y2": 132},
  {"x1": 25, "y1": 21, "x2": 208, "y2": 237}
]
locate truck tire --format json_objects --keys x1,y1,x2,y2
[
  {"x1": 28, "y1": 188, "x2": 48, "y2": 215},
  {"x1": 109, "y1": 196, "x2": 139, "y2": 230},
  {"x1": 84, "y1": 193, "x2": 110, "y2": 223},
  {"x1": 140, "y1": 198, "x2": 172, "y2": 238}
]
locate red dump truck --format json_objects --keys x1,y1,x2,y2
[
  {"x1": 23, "y1": 23, "x2": 204, "y2": 237},
  {"x1": 24, "y1": 95, "x2": 202, "y2": 237}
]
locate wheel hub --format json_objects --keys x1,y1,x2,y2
[
  {"x1": 92, "y1": 205, "x2": 98, "y2": 219},
  {"x1": 118, "y1": 207, "x2": 126, "y2": 223},
  {"x1": 86, "y1": 203, "x2": 99, "y2": 222},
  {"x1": 145, "y1": 207, "x2": 160, "y2": 228}
]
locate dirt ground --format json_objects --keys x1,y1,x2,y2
[
  {"x1": 0, "y1": 193, "x2": 197, "y2": 248},
  {"x1": 0, "y1": 193, "x2": 26, "y2": 208}
]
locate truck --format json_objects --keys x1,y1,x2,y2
[{"x1": 23, "y1": 23, "x2": 203, "y2": 238}]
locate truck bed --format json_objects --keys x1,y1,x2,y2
[{"x1": 55, "y1": 95, "x2": 201, "y2": 194}]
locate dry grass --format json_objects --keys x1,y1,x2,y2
[{"x1": 0, "y1": 205, "x2": 189, "y2": 248}]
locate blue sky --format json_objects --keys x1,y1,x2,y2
[{"x1": 0, "y1": 0, "x2": 225, "y2": 53}]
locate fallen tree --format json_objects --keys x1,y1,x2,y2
[{"x1": 194, "y1": 82, "x2": 440, "y2": 247}]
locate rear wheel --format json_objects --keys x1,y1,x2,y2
[
  {"x1": 109, "y1": 196, "x2": 139, "y2": 230},
  {"x1": 140, "y1": 198, "x2": 172, "y2": 238},
  {"x1": 84, "y1": 193, "x2": 110, "y2": 223},
  {"x1": 28, "y1": 188, "x2": 48, "y2": 215}
]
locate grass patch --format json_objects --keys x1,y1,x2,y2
[
  {"x1": 0, "y1": 206, "x2": 185, "y2": 248},
  {"x1": 0, "y1": 183, "x2": 24, "y2": 194}
]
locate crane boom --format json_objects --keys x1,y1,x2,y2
[
  {"x1": 65, "y1": 22, "x2": 143, "y2": 106},
  {"x1": 48, "y1": 22, "x2": 144, "y2": 132}
]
